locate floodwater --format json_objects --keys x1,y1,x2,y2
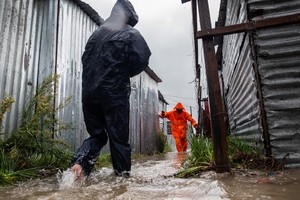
[{"x1": 1, "y1": 152, "x2": 300, "y2": 200}]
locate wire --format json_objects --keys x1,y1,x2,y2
[
  {"x1": 165, "y1": 98, "x2": 197, "y2": 110},
  {"x1": 163, "y1": 94, "x2": 196, "y2": 100}
]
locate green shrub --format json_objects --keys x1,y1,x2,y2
[{"x1": 0, "y1": 75, "x2": 72, "y2": 186}]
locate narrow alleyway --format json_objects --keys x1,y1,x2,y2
[{"x1": 1, "y1": 151, "x2": 299, "y2": 199}]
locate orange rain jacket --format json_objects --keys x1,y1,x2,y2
[{"x1": 159, "y1": 103, "x2": 198, "y2": 152}]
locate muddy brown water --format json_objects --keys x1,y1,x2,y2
[{"x1": 1, "y1": 152, "x2": 299, "y2": 200}]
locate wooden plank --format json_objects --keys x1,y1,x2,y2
[{"x1": 197, "y1": 13, "x2": 300, "y2": 38}]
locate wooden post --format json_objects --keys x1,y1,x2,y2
[
  {"x1": 197, "y1": 0, "x2": 230, "y2": 172},
  {"x1": 181, "y1": 0, "x2": 230, "y2": 172}
]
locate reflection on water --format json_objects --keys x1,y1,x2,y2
[
  {"x1": 172, "y1": 152, "x2": 188, "y2": 170},
  {"x1": 220, "y1": 168, "x2": 300, "y2": 200},
  {"x1": 0, "y1": 152, "x2": 299, "y2": 200}
]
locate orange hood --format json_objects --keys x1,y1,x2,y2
[{"x1": 174, "y1": 102, "x2": 186, "y2": 111}]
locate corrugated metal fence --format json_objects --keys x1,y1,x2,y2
[
  {"x1": 0, "y1": 0, "x2": 59, "y2": 135},
  {"x1": 219, "y1": 0, "x2": 300, "y2": 167},
  {"x1": 249, "y1": 0, "x2": 300, "y2": 167},
  {"x1": 222, "y1": 0, "x2": 263, "y2": 144}
]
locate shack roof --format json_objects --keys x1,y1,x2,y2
[
  {"x1": 158, "y1": 90, "x2": 169, "y2": 105},
  {"x1": 144, "y1": 66, "x2": 162, "y2": 83}
]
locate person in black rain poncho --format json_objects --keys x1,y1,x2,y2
[{"x1": 70, "y1": 0, "x2": 151, "y2": 180}]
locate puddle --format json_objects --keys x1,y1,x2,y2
[
  {"x1": 0, "y1": 152, "x2": 299, "y2": 200},
  {"x1": 220, "y1": 168, "x2": 300, "y2": 199}
]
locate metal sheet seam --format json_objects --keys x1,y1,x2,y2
[{"x1": 249, "y1": 32, "x2": 272, "y2": 157}]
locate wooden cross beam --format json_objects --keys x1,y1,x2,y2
[{"x1": 197, "y1": 13, "x2": 300, "y2": 39}]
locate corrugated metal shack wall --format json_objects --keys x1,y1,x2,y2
[
  {"x1": 222, "y1": 0, "x2": 263, "y2": 147},
  {"x1": 130, "y1": 75, "x2": 140, "y2": 153},
  {"x1": 248, "y1": 0, "x2": 300, "y2": 167},
  {"x1": 55, "y1": 0, "x2": 99, "y2": 151},
  {"x1": 0, "y1": 0, "x2": 57, "y2": 136},
  {"x1": 129, "y1": 72, "x2": 160, "y2": 154},
  {"x1": 0, "y1": 0, "x2": 99, "y2": 150}
]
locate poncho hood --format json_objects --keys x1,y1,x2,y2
[
  {"x1": 106, "y1": 0, "x2": 139, "y2": 27},
  {"x1": 174, "y1": 103, "x2": 186, "y2": 111}
]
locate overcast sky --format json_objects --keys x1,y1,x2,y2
[{"x1": 82, "y1": 0, "x2": 220, "y2": 118}]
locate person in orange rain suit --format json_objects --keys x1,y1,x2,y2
[{"x1": 159, "y1": 102, "x2": 198, "y2": 152}]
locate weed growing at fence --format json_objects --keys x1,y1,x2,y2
[
  {"x1": 175, "y1": 134, "x2": 282, "y2": 178},
  {"x1": 94, "y1": 153, "x2": 113, "y2": 169},
  {"x1": 0, "y1": 75, "x2": 72, "y2": 186},
  {"x1": 227, "y1": 135, "x2": 260, "y2": 168},
  {"x1": 0, "y1": 94, "x2": 15, "y2": 132},
  {"x1": 156, "y1": 130, "x2": 172, "y2": 153},
  {"x1": 188, "y1": 134, "x2": 214, "y2": 166}
]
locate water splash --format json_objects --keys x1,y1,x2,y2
[{"x1": 57, "y1": 169, "x2": 86, "y2": 189}]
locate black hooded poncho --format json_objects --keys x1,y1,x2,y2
[{"x1": 81, "y1": 0, "x2": 151, "y2": 109}]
